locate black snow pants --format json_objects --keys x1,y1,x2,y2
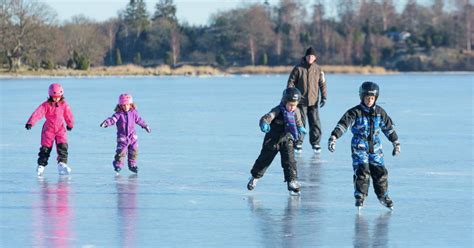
[
  {"x1": 250, "y1": 133, "x2": 297, "y2": 182},
  {"x1": 353, "y1": 163, "x2": 388, "y2": 199},
  {"x1": 296, "y1": 104, "x2": 321, "y2": 147},
  {"x1": 38, "y1": 143, "x2": 68, "y2": 166}
]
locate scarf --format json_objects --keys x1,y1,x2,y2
[{"x1": 279, "y1": 102, "x2": 299, "y2": 140}]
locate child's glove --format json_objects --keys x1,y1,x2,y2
[
  {"x1": 66, "y1": 126, "x2": 72, "y2": 131},
  {"x1": 25, "y1": 124, "x2": 32, "y2": 130},
  {"x1": 328, "y1": 135, "x2": 337, "y2": 152},
  {"x1": 392, "y1": 141, "x2": 400, "y2": 156},
  {"x1": 260, "y1": 122, "x2": 270, "y2": 133},
  {"x1": 298, "y1": 126, "x2": 307, "y2": 134},
  {"x1": 100, "y1": 121, "x2": 108, "y2": 128},
  {"x1": 144, "y1": 126, "x2": 151, "y2": 133}
]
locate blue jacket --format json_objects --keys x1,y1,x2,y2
[{"x1": 330, "y1": 103, "x2": 398, "y2": 166}]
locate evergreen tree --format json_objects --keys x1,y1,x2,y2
[
  {"x1": 152, "y1": 0, "x2": 177, "y2": 22},
  {"x1": 124, "y1": 0, "x2": 150, "y2": 37},
  {"x1": 116, "y1": 0, "x2": 150, "y2": 63},
  {"x1": 260, "y1": 52, "x2": 268, "y2": 65}
]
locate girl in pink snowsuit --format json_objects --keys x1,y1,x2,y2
[
  {"x1": 100, "y1": 93, "x2": 151, "y2": 174},
  {"x1": 26, "y1": 83, "x2": 74, "y2": 176}
]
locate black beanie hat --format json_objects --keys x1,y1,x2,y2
[{"x1": 305, "y1": 47, "x2": 317, "y2": 56}]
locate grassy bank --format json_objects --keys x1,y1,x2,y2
[{"x1": 0, "y1": 64, "x2": 394, "y2": 77}]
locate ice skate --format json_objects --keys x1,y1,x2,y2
[
  {"x1": 287, "y1": 180, "x2": 301, "y2": 195},
  {"x1": 247, "y1": 177, "x2": 258, "y2": 191},
  {"x1": 312, "y1": 145, "x2": 321, "y2": 154},
  {"x1": 294, "y1": 143, "x2": 303, "y2": 154},
  {"x1": 114, "y1": 166, "x2": 121, "y2": 175},
  {"x1": 378, "y1": 195, "x2": 394, "y2": 210},
  {"x1": 355, "y1": 196, "x2": 364, "y2": 211},
  {"x1": 57, "y1": 162, "x2": 71, "y2": 175},
  {"x1": 128, "y1": 165, "x2": 138, "y2": 174},
  {"x1": 37, "y1": 165, "x2": 45, "y2": 177}
]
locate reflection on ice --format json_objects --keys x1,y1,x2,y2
[
  {"x1": 1, "y1": 74, "x2": 472, "y2": 246},
  {"x1": 33, "y1": 176, "x2": 74, "y2": 247},
  {"x1": 353, "y1": 212, "x2": 391, "y2": 248},
  {"x1": 247, "y1": 196, "x2": 301, "y2": 248},
  {"x1": 115, "y1": 174, "x2": 138, "y2": 248}
]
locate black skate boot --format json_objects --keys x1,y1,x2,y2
[
  {"x1": 378, "y1": 195, "x2": 394, "y2": 210},
  {"x1": 287, "y1": 180, "x2": 301, "y2": 195},
  {"x1": 312, "y1": 145, "x2": 321, "y2": 154},
  {"x1": 294, "y1": 143, "x2": 303, "y2": 154},
  {"x1": 128, "y1": 165, "x2": 138, "y2": 174},
  {"x1": 247, "y1": 177, "x2": 258, "y2": 191},
  {"x1": 355, "y1": 195, "x2": 364, "y2": 211}
]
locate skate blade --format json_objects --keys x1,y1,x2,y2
[
  {"x1": 58, "y1": 167, "x2": 71, "y2": 175},
  {"x1": 289, "y1": 190, "x2": 301, "y2": 196},
  {"x1": 357, "y1": 206, "x2": 363, "y2": 212}
]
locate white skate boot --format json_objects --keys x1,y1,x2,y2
[
  {"x1": 57, "y1": 162, "x2": 71, "y2": 175},
  {"x1": 37, "y1": 165, "x2": 45, "y2": 177}
]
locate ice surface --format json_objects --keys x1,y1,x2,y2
[{"x1": 1, "y1": 73, "x2": 472, "y2": 247}]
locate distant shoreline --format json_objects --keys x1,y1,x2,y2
[{"x1": 0, "y1": 65, "x2": 396, "y2": 77}]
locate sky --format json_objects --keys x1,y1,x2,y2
[
  {"x1": 41, "y1": 0, "x2": 436, "y2": 26},
  {"x1": 42, "y1": 0, "x2": 280, "y2": 25}
]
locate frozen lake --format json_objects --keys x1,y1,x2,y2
[{"x1": 0, "y1": 73, "x2": 473, "y2": 247}]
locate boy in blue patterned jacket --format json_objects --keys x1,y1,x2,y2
[{"x1": 328, "y1": 82, "x2": 400, "y2": 210}]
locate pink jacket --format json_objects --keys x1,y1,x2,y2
[{"x1": 27, "y1": 100, "x2": 74, "y2": 131}]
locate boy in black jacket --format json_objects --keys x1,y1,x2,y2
[{"x1": 247, "y1": 88, "x2": 307, "y2": 194}]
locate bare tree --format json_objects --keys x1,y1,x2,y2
[
  {"x1": 62, "y1": 15, "x2": 109, "y2": 66},
  {"x1": 242, "y1": 5, "x2": 275, "y2": 65},
  {"x1": 454, "y1": 0, "x2": 472, "y2": 52},
  {"x1": 100, "y1": 19, "x2": 119, "y2": 65},
  {"x1": 337, "y1": 0, "x2": 360, "y2": 64},
  {"x1": 380, "y1": 0, "x2": 396, "y2": 31},
  {"x1": 170, "y1": 29, "x2": 180, "y2": 66},
  {"x1": 310, "y1": 0, "x2": 326, "y2": 50},
  {"x1": 276, "y1": 0, "x2": 306, "y2": 62},
  {"x1": 401, "y1": 0, "x2": 420, "y2": 33},
  {"x1": 0, "y1": 0, "x2": 56, "y2": 71}
]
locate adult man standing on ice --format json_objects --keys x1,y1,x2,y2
[{"x1": 287, "y1": 47, "x2": 327, "y2": 154}]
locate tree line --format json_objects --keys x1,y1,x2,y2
[{"x1": 1, "y1": 0, "x2": 472, "y2": 72}]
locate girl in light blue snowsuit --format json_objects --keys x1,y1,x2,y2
[{"x1": 100, "y1": 93, "x2": 151, "y2": 174}]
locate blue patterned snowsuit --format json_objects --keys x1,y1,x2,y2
[{"x1": 330, "y1": 103, "x2": 398, "y2": 199}]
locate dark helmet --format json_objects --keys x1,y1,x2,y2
[
  {"x1": 359, "y1": 81, "x2": 379, "y2": 101},
  {"x1": 282, "y1": 87, "x2": 302, "y2": 103}
]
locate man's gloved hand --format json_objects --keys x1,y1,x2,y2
[
  {"x1": 320, "y1": 98, "x2": 326, "y2": 108},
  {"x1": 298, "y1": 126, "x2": 307, "y2": 135},
  {"x1": 328, "y1": 135, "x2": 337, "y2": 152},
  {"x1": 100, "y1": 121, "x2": 108, "y2": 128},
  {"x1": 260, "y1": 122, "x2": 270, "y2": 133},
  {"x1": 144, "y1": 126, "x2": 151, "y2": 133},
  {"x1": 392, "y1": 141, "x2": 400, "y2": 156},
  {"x1": 25, "y1": 124, "x2": 32, "y2": 130},
  {"x1": 66, "y1": 126, "x2": 72, "y2": 131}
]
